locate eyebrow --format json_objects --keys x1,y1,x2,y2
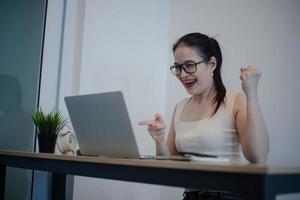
[{"x1": 174, "y1": 60, "x2": 196, "y2": 65}]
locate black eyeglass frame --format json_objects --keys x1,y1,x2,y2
[{"x1": 169, "y1": 60, "x2": 206, "y2": 76}]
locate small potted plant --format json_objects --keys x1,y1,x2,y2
[{"x1": 32, "y1": 108, "x2": 67, "y2": 153}]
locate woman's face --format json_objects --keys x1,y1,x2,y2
[{"x1": 173, "y1": 45, "x2": 215, "y2": 95}]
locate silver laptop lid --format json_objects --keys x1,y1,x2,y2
[{"x1": 64, "y1": 91, "x2": 140, "y2": 158}]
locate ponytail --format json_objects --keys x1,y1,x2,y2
[{"x1": 209, "y1": 37, "x2": 226, "y2": 115}]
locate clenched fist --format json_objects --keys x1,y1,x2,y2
[{"x1": 240, "y1": 66, "x2": 261, "y2": 95}]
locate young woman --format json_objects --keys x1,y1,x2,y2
[{"x1": 138, "y1": 32, "x2": 269, "y2": 200}]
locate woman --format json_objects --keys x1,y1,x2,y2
[{"x1": 138, "y1": 33, "x2": 269, "y2": 200}]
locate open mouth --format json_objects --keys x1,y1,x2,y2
[{"x1": 182, "y1": 79, "x2": 197, "y2": 88}]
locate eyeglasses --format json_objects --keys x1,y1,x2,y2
[{"x1": 169, "y1": 60, "x2": 206, "y2": 76}]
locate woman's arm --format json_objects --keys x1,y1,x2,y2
[
  {"x1": 156, "y1": 106, "x2": 178, "y2": 156},
  {"x1": 235, "y1": 66, "x2": 270, "y2": 163},
  {"x1": 138, "y1": 107, "x2": 178, "y2": 156},
  {"x1": 166, "y1": 108, "x2": 179, "y2": 155}
]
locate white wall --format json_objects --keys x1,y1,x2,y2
[
  {"x1": 71, "y1": 0, "x2": 183, "y2": 200},
  {"x1": 41, "y1": 0, "x2": 300, "y2": 200},
  {"x1": 78, "y1": 0, "x2": 169, "y2": 156},
  {"x1": 39, "y1": 0, "x2": 64, "y2": 111}
]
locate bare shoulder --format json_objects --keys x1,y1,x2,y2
[
  {"x1": 175, "y1": 97, "x2": 191, "y2": 112},
  {"x1": 177, "y1": 97, "x2": 191, "y2": 106}
]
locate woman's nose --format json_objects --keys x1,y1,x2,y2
[{"x1": 180, "y1": 69, "x2": 189, "y2": 78}]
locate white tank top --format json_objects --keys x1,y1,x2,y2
[{"x1": 174, "y1": 90, "x2": 241, "y2": 162}]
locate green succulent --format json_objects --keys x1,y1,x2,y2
[{"x1": 32, "y1": 108, "x2": 67, "y2": 136}]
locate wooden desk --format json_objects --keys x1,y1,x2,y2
[{"x1": 0, "y1": 150, "x2": 300, "y2": 200}]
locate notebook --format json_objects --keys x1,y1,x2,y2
[{"x1": 64, "y1": 91, "x2": 229, "y2": 163}]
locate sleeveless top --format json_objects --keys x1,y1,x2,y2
[{"x1": 174, "y1": 90, "x2": 242, "y2": 162}]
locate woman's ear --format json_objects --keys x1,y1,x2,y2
[{"x1": 209, "y1": 56, "x2": 217, "y2": 72}]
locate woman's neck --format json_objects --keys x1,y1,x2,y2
[{"x1": 192, "y1": 83, "x2": 216, "y2": 104}]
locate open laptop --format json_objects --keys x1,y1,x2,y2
[
  {"x1": 64, "y1": 91, "x2": 141, "y2": 158},
  {"x1": 64, "y1": 91, "x2": 227, "y2": 162}
]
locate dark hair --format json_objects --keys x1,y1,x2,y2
[{"x1": 172, "y1": 32, "x2": 226, "y2": 115}]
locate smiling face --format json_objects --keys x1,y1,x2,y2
[{"x1": 173, "y1": 45, "x2": 216, "y2": 95}]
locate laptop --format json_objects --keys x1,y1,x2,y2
[
  {"x1": 64, "y1": 91, "x2": 228, "y2": 162},
  {"x1": 64, "y1": 91, "x2": 141, "y2": 158}
]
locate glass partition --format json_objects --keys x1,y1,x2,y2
[{"x1": 0, "y1": 0, "x2": 47, "y2": 199}]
